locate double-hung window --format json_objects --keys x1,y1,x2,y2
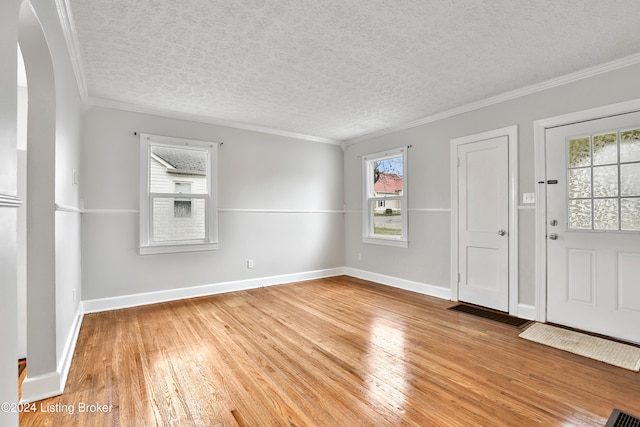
[
  {"x1": 139, "y1": 133, "x2": 219, "y2": 254},
  {"x1": 362, "y1": 147, "x2": 408, "y2": 247}
]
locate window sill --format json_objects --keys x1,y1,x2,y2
[
  {"x1": 139, "y1": 242, "x2": 219, "y2": 255},
  {"x1": 362, "y1": 237, "x2": 408, "y2": 248}
]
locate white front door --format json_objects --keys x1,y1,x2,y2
[
  {"x1": 546, "y1": 111, "x2": 640, "y2": 343},
  {"x1": 457, "y1": 136, "x2": 510, "y2": 311}
]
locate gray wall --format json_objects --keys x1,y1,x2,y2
[
  {"x1": 1, "y1": 0, "x2": 83, "y2": 417},
  {"x1": 344, "y1": 62, "x2": 640, "y2": 307},
  {"x1": 0, "y1": 2, "x2": 20, "y2": 422},
  {"x1": 81, "y1": 106, "x2": 345, "y2": 300}
]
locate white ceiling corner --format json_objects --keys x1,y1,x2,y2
[{"x1": 64, "y1": 0, "x2": 640, "y2": 143}]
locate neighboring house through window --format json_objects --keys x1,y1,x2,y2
[
  {"x1": 174, "y1": 181, "x2": 193, "y2": 218},
  {"x1": 139, "y1": 133, "x2": 219, "y2": 254},
  {"x1": 362, "y1": 146, "x2": 408, "y2": 247}
]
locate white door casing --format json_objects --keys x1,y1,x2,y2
[
  {"x1": 534, "y1": 100, "x2": 640, "y2": 326},
  {"x1": 544, "y1": 111, "x2": 640, "y2": 343},
  {"x1": 451, "y1": 126, "x2": 519, "y2": 314}
]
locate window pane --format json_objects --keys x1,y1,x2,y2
[
  {"x1": 153, "y1": 197, "x2": 205, "y2": 242},
  {"x1": 174, "y1": 200, "x2": 192, "y2": 217},
  {"x1": 174, "y1": 182, "x2": 192, "y2": 194},
  {"x1": 150, "y1": 146, "x2": 208, "y2": 194},
  {"x1": 568, "y1": 137, "x2": 591, "y2": 168},
  {"x1": 592, "y1": 165, "x2": 618, "y2": 198},
  {"x1": 593, "y1": 133, "x2": 617, "y2": 165},
  {"x1": 621, "y1": 163, "x2": 640, "y2": 197},
  {"x1": 364, "y1": 148, "x2": 407, "y2": 245},
  {"x1": 569, "y1": 199, "x2": 592, "y2": 230},
  {"x1": 568, "y1": 168, "x2": 591, "y2": 198},
  {"x1": 621, "y1": 198, "x2": 640, "y2": 231},
  {"x1": 593, "y1": 199, "x2": 619, "y2": 230},
  {"x1": 373, "y1": 156, "x2": 404, "y2": 195},
  {"x1": 372, "y1": 203, "x2": 403, "y2": 237},
  {"x1": 620, "y1": 129, "x2": 640, "y2": 163}
]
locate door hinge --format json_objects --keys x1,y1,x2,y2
[
  {"x1": 457, "y1": 272, "x2": 460, "y2": 283},
  {"x1": 457, "y1": 157, "x2": 460, "y2": 167}
]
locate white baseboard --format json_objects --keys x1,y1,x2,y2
[
  {"x1": 517, "y1": 304, "x2": 537, "y2": 321},
  {"x1": 20, "y1": 372, "x2": 62, "y2": 404},
  {"x1": 83, "y1": 267, "x2": 346, "y2": 313},
  {"x1": 344, "y1": 267, "x2": 452, "y2": 300},
  {"x1": 58, "y1": 305, "x2": 84, "y2": 391},
  {"x1": 82, "y1": 266, "x2": 453, "y2": 315},
  {"x1": 20, "y1": 305, "x2": 84, "y2": 404}
]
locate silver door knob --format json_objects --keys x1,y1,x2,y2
[
  {"x1": 498, "y1": 229, "x2": 506, "y2": 236},
  {"x1": 548, "y1": 233, "x2": 558, "y2": 240}
]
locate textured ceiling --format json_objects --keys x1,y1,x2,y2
[{"x1": 68, "y1": 0, "x2": 640, "y2": 142}]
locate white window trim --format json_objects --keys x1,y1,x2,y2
[
  {"x1": 362, "y1": 146, "x2": 409, "y2": 248},
  {"x1": 139, "y1": 133, "x2": 219, "y2": 255}
]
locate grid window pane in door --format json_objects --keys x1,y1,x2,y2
[
  {"x1": 569, "y1": 199, "x2": 592, "y2": 229},
  {"x1": 592, "y1": 166, "x2": 618, "y2": 197},
  {"x1": 593, "y1": 133, "x2": 617, "y2": 165},
  {"x1": 621, "y1": 129, "x2": 640, "y2": 162},
  {"x1": 593, "y1": 199, "x2": 619, "y2": 230},
  {"x1": 621, "y1": 163, "x2": 640, "y2": 196},
  {"x1": 566, "y1": 127, "x2": 640, "y2": 232},
  {"x1": 569, "y1": 168, "x2": 591, "y2": 198},
  {"x1": 622, "y1": 198, "x2": 640, "y2": 230}
]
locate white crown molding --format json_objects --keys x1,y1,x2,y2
[
  {"x1": 346, "y1": 52, "x2": 640, "y2": 145},
  {"x1": 87, "y1": 97, "x2": 343, "y2": 146},
  {"x1": 54, "y1": 0, "x2": 88, "y2": 100}
]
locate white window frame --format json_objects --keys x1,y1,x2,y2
[
  {"x1": 362, "y1": 146, "x2": 409, "y2": 248},
  {"x1": 139, "y1": 133, "x2": 219, "y2": 254}
]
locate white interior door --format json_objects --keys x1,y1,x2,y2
[
  {"x1": 546, "y1": 111, "x2": 640, "y2": 343},
  {"x1": 457, "y1": 136, "x2": 509, "y2": 312}
]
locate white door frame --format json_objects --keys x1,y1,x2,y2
[
  {"x1": 533, "y1": 98, "x2": 640, "y2": 322},
  {"x1": 450, "y1": 125, "x2": 519, "y2": 315}
]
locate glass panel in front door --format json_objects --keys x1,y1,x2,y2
[{"x1": 566, "y1": 127, "x2": 640, "y2": 232}]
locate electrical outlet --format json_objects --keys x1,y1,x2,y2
[
  {"x1": 72, "y1": 288, "x2": 77, "y2": 302},
  {"x1": 247, "y1": 259, "x2": 254, "y2": 269},
  {"x1": 357, "y1": 253, "x2": 362, "y2": 261}
]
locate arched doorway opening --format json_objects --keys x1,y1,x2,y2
[{"x1": 18, "y1": 0, "x2": 59, "y2": 403}]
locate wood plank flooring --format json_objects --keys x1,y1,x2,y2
[{"x1": 20, "y1": 276, "x2": 640, "y2": 426}]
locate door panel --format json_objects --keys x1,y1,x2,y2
[
  {"x1": 546, "y1": 111, "x2": 640, "y2": 343},
  {"x1": 458, "y1": 136, "x2": 509, "y2": 311}
]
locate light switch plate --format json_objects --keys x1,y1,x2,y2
[{"x1": 522, "y1": 193, "x2": 535, "y2": 204}]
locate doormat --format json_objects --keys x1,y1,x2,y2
[
  {"x1": 448, "y1": 303, "x2": 531, "y2": 328},
  {"x1": 519, "y1": 323, "x2": 640, "y2": 372}
]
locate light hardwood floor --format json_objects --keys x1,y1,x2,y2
[{"x1": 20, "y1": 276, "x2": 640, "y2": 426}]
